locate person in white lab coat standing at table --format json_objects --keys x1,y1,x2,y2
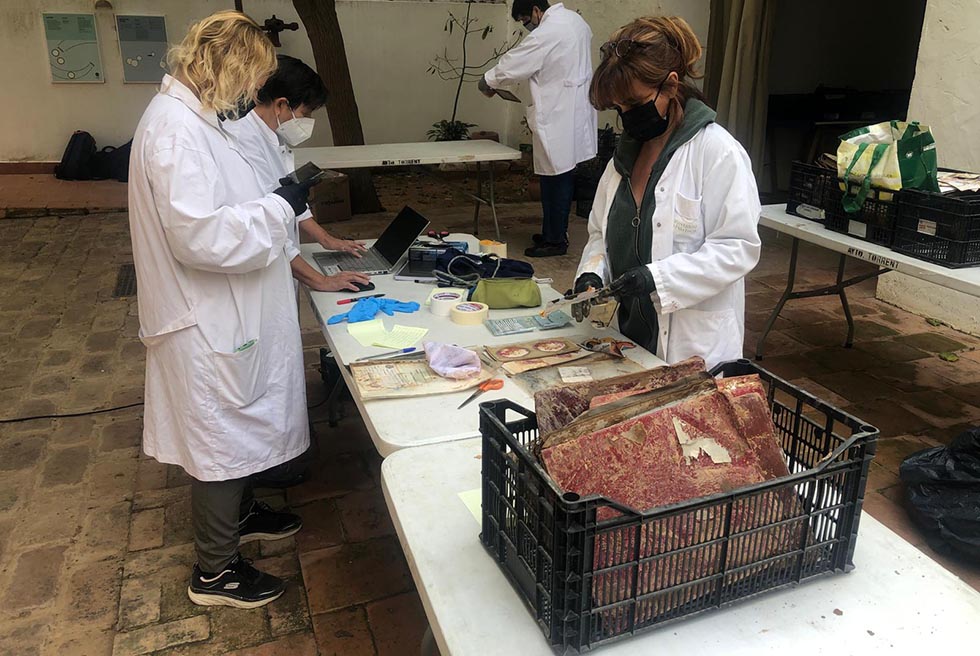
[
  {"x1": 224, "y1": 55, "x2": 370, "y2": 293},
  {"x1": 128, "y1": 11, "x2": 316, "y2": 609},
  {"x1": 479, "y1": 0, "x2": 597, "y2": 258},
  {"x1": 571, "y1": 16, "x2": 761, "y2": 370}
]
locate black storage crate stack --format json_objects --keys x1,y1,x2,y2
[
  {"x1": 824, "y1": 182, "x2": 900, "y2": 247},
  {"x1": 787, "y1": 161, "x2": 836, "y2": 221},
  {"x1": 894, "y1": 189, "x2": 980, "y2": 267},
  {"x1": 479, "y1": 360, "x2": 878, "y2": 654}
]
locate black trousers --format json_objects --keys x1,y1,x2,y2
[
  {"x1": 190, "y1": 476, "x2": 255, "y2": 573},
  {"x1": 540, "y1": 170, "x2": 576, "y2": 245}
]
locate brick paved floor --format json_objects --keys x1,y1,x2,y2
[{"x1": 1, "y1": 177, "x2": 979, "y2": 654}]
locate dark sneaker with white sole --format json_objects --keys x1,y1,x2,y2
[
  {"x1": 239, "y1": 500, "x2": 303, "y2": 543},
  {"x1": 187, "y1": 553, "x2": 285, "y2": 609}
]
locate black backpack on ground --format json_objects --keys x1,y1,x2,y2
[
  {"x1": 90, "y1": 140, "x2": 133, "y2": 182},
  {"x1": 55, "y1": 131, "x2": 96, "y2": 180}
]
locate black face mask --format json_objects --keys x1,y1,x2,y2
[{"x1": 618, "y1": 85, "x2": 668, "y2": 143}]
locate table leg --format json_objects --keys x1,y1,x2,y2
[
  {"x1": 836, "y1": 254, "x2": 855, "y2": 349},
  {"x1": 420, "y1": 625, "x2": 439, "y2": 656},
  {"x1": 488, "y1": 163, "x2": 501, "y2": 242},
  {"x1": 756, "y1": 238, "x2": 800, "y2": 360},
  {"x1": 472, "y1": 161, "x2": 483, "y2": 236}
]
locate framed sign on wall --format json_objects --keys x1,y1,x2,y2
[
  {"x1": 116, "y1": 15, "x2": 169, "y2": 84},
  {"x1": 42, "y1": 13, "x2": 105, "y2": 83}
]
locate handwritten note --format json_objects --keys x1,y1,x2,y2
[{"x1": 373, "y1": 325, "x2": 428, "y2": 349}]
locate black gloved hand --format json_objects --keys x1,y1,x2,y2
[
  {"x1": 272, "y1": 176, "x2": 319, "y2": 216},
  {"x1": 608, "y1": 266, "x2": 656, "y2": 299},
  {"x1": 570, "y1": 272, "x2": 604, "y2": 323}
]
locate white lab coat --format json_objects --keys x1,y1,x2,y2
[
  {"x1": 577, "y1": 124, "x2": 762, "y2": 369},
  {"x1": 223, "y1": 110, "x2": 314, "y2": 265},
  {"x1": 128, "y1": 75, "x2": 310, "y2": 482},
  {"x1": 484, "y1": 3, "x2": 597, "y2": 176}
]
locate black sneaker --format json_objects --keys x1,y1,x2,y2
[
  {"x1": 187, "y1": 553, "x2": 285, "y2": 609},
  {"x1": 532, "y1": 233, "x2": 545, "y2": 245},
  {"x1": 239, "y1": 500, "x2": 303, "y2": 542},
  {"x1": 524, "y1": 242, "x2": 568, "y2": 258}
]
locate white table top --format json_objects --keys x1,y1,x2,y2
[
  {"x1": 300, "y1": 238, "x2": 665, "y2": 456},
  {"x1": 761, "y1": 204, "x2": 980, "y2": 298},
  {"x1": 382, "y1": 437, "x2": 980, "y2": 656},
  {"x1": 293, "y1": 140, "x2": 522, "y2": 170}
]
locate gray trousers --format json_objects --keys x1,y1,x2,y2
[{"x1": 191, "y1": 476, "x2": 255, "y2": 573}]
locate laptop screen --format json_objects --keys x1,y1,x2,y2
[{"x1": 375, "y1": 206, "x2": 430, "y2": 265}]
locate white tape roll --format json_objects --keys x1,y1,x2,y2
[
  {"x1": 430, "y1": 292, "x2": 464, "y2": 317},
  {"x1": 450, "y1": 302, "x2": 490, "y2": 326}
]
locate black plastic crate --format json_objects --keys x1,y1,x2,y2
[
  {"x1": 894, "y1": 189, "x2": 980, "y2": 268},
  {"x1": 787, "y1": 161, "x2": 835, "y2": 221},
  {"x1": 479, "y1": 360, "x2": 878, "y2": 654},
  {"x1": 824, "y1": 182, "x2": 899, "y2": 247}
]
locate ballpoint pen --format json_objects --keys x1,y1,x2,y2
[
  {"x1": 355, "y1": 347, "x2": 418, "y2": 362},
  {"x1": 337, "y1": 293, "x2": 385, "y2": 305}
]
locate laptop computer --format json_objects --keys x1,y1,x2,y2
[{"x1": 313, "y1": 206, "x2": 429, "y2": 276}]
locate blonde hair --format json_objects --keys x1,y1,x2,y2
[
  {"x1": 167, "y1": 11, "x2": 277, "y2": 115},
  {"x1": 591, "y1": 16, "x2": 705, "y2": 111}
]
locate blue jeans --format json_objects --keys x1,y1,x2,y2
[{"x1": 540, "y1": 171, "x2": 576, "y2": 245}]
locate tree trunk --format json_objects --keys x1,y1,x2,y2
[{"x1": 293, "y1": 0, "x2": 382, "y2": 214}]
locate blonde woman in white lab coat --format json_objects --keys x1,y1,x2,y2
[
  {"x1": 480, "y1": 0, "x2": 598, "y2": 257},
  {"x1": 128, "y1": 11, "x2": 312, "y2": 609},
  {"x1": 572, "y1": 16, "x2": 762, "y2": 370}
]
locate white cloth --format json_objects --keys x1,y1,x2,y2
[
  {"x1": 576, "y1": 124, "x2": 762, "y2": 369},
  {"x1": 423, "y1": 342, "x2": 482, "y2": 380},
  {"x1": 223, "y1": 110, "x2": 314, "y2": 263},
  {"x1": 484, "y1": 3, "x2": 597, "y2": 176},
  {"x1": 128, "y1": 75, "x2": 310, "y2": 481}
]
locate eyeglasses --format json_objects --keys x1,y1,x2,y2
[{"x1": 600, "y1": 39, "x2": 652, "y2": 59}]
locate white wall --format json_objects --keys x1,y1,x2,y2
[
  {"x1": 0, "y1": 0, "x2": 709, "y2": 162},
  {"x1": 0, "y1": 0, "x2": 514, "y2": 161},
  {"x1": 876, "y1": 0, "x2": 980, "y2": 336}
]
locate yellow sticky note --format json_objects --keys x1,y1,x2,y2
[
  {"x1": 458, "y1": 488, "x2": 481, "y2": 525},
  {"x1": 347, "y1": 318, "x2": 387, "y2": 347},
  {"x1": 372, "y1": 325, "x2": 428, "y2": 349}
]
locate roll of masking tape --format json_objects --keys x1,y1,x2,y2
[
  {"x1": 430, "y1": 291, "x2": 464, "y2": 317},
  {"x1": 451, "y1": 302, "x2": 490, "y2": 326},
  {"x1": 480, "y1": 239, "x2": 508, "y2": 258}
]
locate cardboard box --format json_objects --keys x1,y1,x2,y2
[{"x1": 310, "y1": 170, "x2": 351, "y2": 223}]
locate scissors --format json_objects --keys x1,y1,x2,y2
[{"x1": 457, "y1": 378, "x2": 504, "y2": 410}]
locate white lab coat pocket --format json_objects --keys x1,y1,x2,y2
[
  {"x1": 673, "y1": 192, "x2": 704, "y2": 252},
  {"x1": 213, "y1": 338, "x2": 268, "y2": 409},
  {"x1": 668, "y1": 308, "x2": 741, "y2": 369}
]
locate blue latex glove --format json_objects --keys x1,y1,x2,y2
[
  {"x1": 377, "y1": 299, "x2": 421, "y2": 315},
  {"x1": 327, "y1": 297, "x2": 384, "y2": 325},
  {"x1": 326, "y1": 298, "x2": 420, "y2": 325}
]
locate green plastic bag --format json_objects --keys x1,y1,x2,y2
[
  {"x1": 837, "y1": 120, "x2": 939, "y2": 213},
  {"x1": 470, "y1": 278, "x2": 542, "y2": 309}
]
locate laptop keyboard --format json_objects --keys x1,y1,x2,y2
[{"x1": 314, "y1": 249, "x2": 389, "y2": 275}]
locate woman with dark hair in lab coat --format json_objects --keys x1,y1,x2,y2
[
  {"x1": 128, "y1": 11, "x2": 314, "y2": 609},
  {"x1": 572, "y1": 16, "x2": 762, "y2": 370}
]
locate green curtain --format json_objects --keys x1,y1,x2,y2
[{"x1": 704, "y1": 0, "x2": 777, "y2": 183}]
